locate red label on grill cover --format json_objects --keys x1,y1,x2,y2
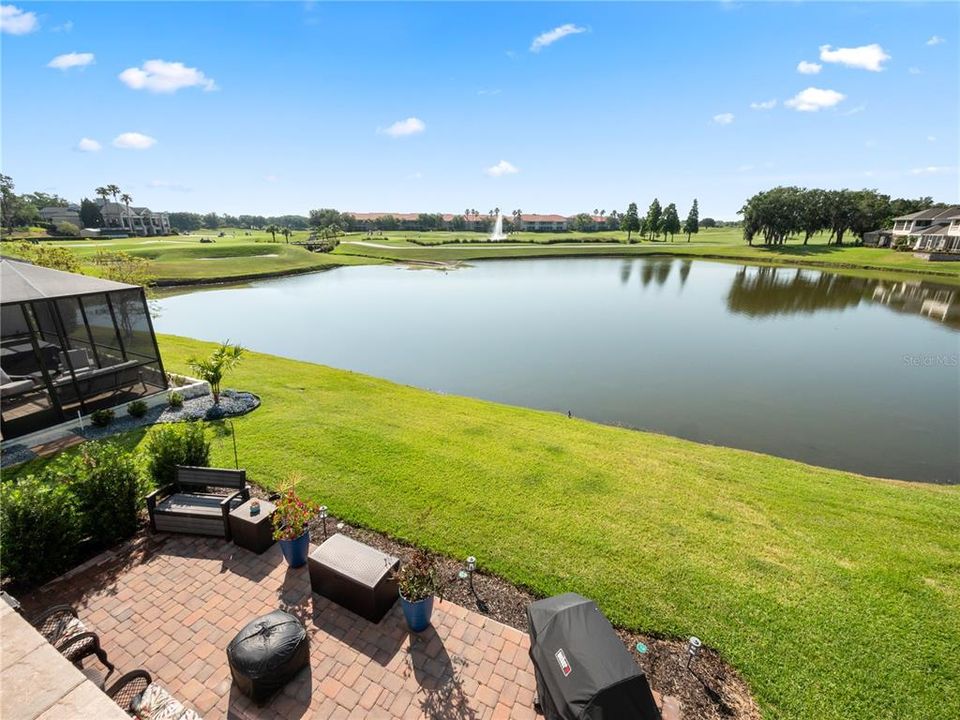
[{"x1": 555, "y1": 649, "x2": 572, "y2": 676}]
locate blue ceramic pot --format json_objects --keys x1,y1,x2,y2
[
  {"x1": 400, "y1": 594, "x2": 435, "y2": 632},
  {"x1": 279, "y1": 530, "x2": 310, "y2": 568}
]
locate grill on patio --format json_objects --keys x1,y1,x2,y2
[{"x1": 527, "y1": 592, "x2": 662, "y2": 720}]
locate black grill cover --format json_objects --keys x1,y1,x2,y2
[
  {"x1": 227, "y1": 610, "x2": 309, "y2": 704},
  {"x1": 527, "y1": 593, "x2": 661, "y2": 720}
]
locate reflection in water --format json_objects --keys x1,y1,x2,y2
[
  {"x1": 725, "y1": 266, "x2": 960, "y2": 330},
  {"x1": 155, "y1": 258, "x2": 959, "y2": 484}
]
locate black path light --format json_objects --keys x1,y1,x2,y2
[
  {"x1": 318, "y1": 505, "x2": 328, "y2": 540},
  {"x1": 458, "y1": 555, "x2": 489, "y2": 613},
  {"x1": 686, "y1": 636, "x2": 702, "y2": 671}
]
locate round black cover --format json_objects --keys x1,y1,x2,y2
[
  {"x1": 227, "y1": 610, "x2": 309, "y2": 704},
  {"x1": 527, "y1": 593, "x2": 661, "y2": 720}
]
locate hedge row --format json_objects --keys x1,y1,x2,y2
[{"x1": 0, "y1": 422, "x2": 210, "y2": 585}]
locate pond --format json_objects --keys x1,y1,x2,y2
[{"x1": 155, "y1": 258, "x2": 960, "y2": 484}]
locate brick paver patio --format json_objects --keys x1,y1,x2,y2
[{"x1": 22, "y1": 534, "x2": 678, "y2": 719}]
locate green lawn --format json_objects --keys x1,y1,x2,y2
[
  {"x1": 13, "y1": 229, "x2": 381, "y2": 284},
  {"x1": 336, "y1": 228, "x2": 960, "y2": 284},
  {"x1": 16, "y1": 336, "x2": 956, "y2": 719},
  {"x1": 5, "y1": 227, "x2": 959, "y2": 285}
]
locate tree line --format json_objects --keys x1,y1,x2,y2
[
  {"x1": 739, "y1": 187, "x2": 940, "y2": 246},
  {"x1": 616, "y1": 199, "x2": 702, "y2": 242}
]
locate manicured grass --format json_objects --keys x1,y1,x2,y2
[
  {"x1": 337, "y1": 228, "x2": 960, "y2": 284},
  {"x1": 16, "y1": 336, "x2": 957, "y2": 719},
  {"x1": 6, "y1": 227, "x2": 958, "y2": 285},
  {"x1": 8, "y1": 229, "x2": 381, "y2": 284}
]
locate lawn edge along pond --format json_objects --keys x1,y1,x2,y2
[
  {"x1": 14, "y1": 226, "x2": 960, "y2": 286},
  {"x1": 11, "y1": 335, "x2": 958, "y2": 720}
]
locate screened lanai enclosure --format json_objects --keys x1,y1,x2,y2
[{"x1": 1, "y1": 259, "x2": 167, "y2": 440}]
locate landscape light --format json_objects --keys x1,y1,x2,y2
[
  {"x1": 319, "y1": 505, "x2": 328, "y2": 540},
  {"x1": 686, "y1": 636, "x2": 702, "y2": 670},
  {"x1": 463, "y1": 555, "x2": 488, "y2": 613}
]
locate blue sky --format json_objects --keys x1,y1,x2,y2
[{"x1": 2, "y1": 1, "x2": 957, "y2": 219}]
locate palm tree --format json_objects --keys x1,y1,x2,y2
[
  {"x1": 187, "y1": 342, "x2": 244, "y2": 405},
  {"x1": 280, "y1": 227, "x2": 292, "y2": 243},
  {"x1": 106, "y1": 184, "x2": 121, "y2": 202},
  {"x1": 512, "y1": 209, "x2": 523, "y2": 234},
  {"x1": 120, "y1": 193, "x2": 133, "y2": 233},
  {"x1": 265, "y1": 224, "x2": 279, "y2": 242},
  {"x1": 594, "y1": 208, "x2": 599, "y2": 216},
  {"x1": 95, "y1": 186, "x2": 109, "y2": 203}
]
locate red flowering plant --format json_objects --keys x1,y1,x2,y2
[{"x1": 272, "y1": 475, "x2": 320, "y2": 542}]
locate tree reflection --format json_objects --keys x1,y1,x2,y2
[{"x1": 726, "y1": 265, "x2": 960, "y2": 329}]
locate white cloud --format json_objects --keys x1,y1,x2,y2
[
  {"x1": 712, "y1": 112, "x2": 735, "y2": 125},
  {"x1": 927, "y1": 135, "x2": 937, "y2": 143},
  {"x1": 76, "y1": 138, "x2": 101, "y2": 152},
  {"x1": 749, "y1": 99, "x2": 777, "y2": 110},
  {"x1": 477, "y1": 88, "x2": 502, "y2": 96},
  {"x1": 485, "y1": 160, "x2": 519, "y2": 177},
  {"x1": 379, "y1": 117, "x2": 426, "y2": 138},
  {"x1": 909, "y1": 166, "x2": 955, "y2": 176},
  {"x1": 47, "y1": 52, "x2": 94, "y2": 70},
  {"x1": 112, "y1": 132, "x2": 157, "y2": 150},
  {"x1": 908, "y1": 67, "x2": 922, "y2": 75},
  {"x1": 926, "y1": 35, "x2": 944, "y2": 46},
  {"x1": 841, "y1": 103, "x2": 866, "y2": 116},
  {"x1": 797, "y1": 61, "x2": 822, "y2": 75},
  {"x1": 406, "y1": 172, "x2": 423, "y2": 180},
  {"x1": 784, "y1": 87, "x2": 845, "y2": 112},
  {"x1": 148, "y1": 180, "x2": 191, "y2": 192},
  {"x1": 119, "y1": 59, "x2": 217, "y2": 93},
  {"x1": 0, "y1": 4, "x2": 38, "y2": 34},
  {"x1": 819, "y1": 43, "x2": 890, "y2": 72},
  {"x1": 530, "y1": 23, "x2": 586, "y2": 53},
  {"x1": 51, "y1": 20, "x2": 73, "y2": 33},
  {"x1": 264, "y1": 175, "x2": 280, "y2": 183}
]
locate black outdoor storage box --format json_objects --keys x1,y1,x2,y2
[
  {"x1": 527, "y1": 593, "x2": 661, "y2": 720},
  {"x1": 227, "y1": 610, "x2": 310, "y2": 704}
]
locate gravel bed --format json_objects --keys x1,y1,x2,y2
[{"x1": 0, "y1": 389, "x2": 260, "y2": 469}]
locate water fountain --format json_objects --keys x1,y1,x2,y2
[{"x1": 489, "y1": 211, "x2": 507, "y2": 241}]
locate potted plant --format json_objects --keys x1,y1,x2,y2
[
  {"x1": 394, "y1": 550, "x2": 444, "y2": 632},
  {"x1": 271, "y1": 478, "x2": 319, "y2": 568}
]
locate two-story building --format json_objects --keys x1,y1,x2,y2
[
  {"x1": 865, "y1": 206, "x2": 960, "y2": 257},
  {"x1": 98, "y1": 201, "x2": 171, "y2": 236},
  {"x1": 38, "y1": 204, "x2": 82, "y2": 227}
]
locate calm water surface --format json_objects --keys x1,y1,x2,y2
[{"x1": 155, "y1": 258, "x2": 960, "y2": 483}]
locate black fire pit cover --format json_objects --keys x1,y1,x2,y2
[
  {"x1": 227, "y1": 609, "x2": 309, "y2": 704},
  {"x1": 527, "y1": 593, "x2": 661, "y2": 719}
]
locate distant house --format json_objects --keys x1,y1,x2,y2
[
  {"x1": 518, "y1": 214, "x2": 569, "y2": 232},
  {"x1": 98, "y1": 200, "x2": 170, "y2": 236},
  {"x1": 345, "y1": 212, "x2": 571, "y2": 233},
  {"x1": 38, "y1": 204, "x2": 82, "y2": 227},
  {"x1": 865, "y1": 206, "x2": 960, "y2": 257}
]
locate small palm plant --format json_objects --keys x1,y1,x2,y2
[{"x1": 187, "y1": 341, "x2": 244, "y2": 405}]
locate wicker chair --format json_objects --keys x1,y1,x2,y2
[
  {"x1": 29, "y1": 604, "x2": 114, "y2": 679},
  {"x1": 107, "y1": 670, "x2": 203, "y2": 719}
]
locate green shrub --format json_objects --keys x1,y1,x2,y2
[
  {"x1": 50, "y1": 442, "x2": 146, "y2": 546},
  {"x1": 52, "y1": 221, "x2": 80, "y2": 237},
  {"x1": 0, "y1": 476, "x2": 82, "y2": 584},
  {"x1": 127, "y1": 400, "x2": 148, "y2": 418},
  {"x1": 91, "y1": 408, "x2": 114, "y2": 427},
  {"x1": 168, "y1": 391, "x2": 184, "y2": 409},
  {"x1": 146, "y1": 422, "x2": 210, "y2": 487}
]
